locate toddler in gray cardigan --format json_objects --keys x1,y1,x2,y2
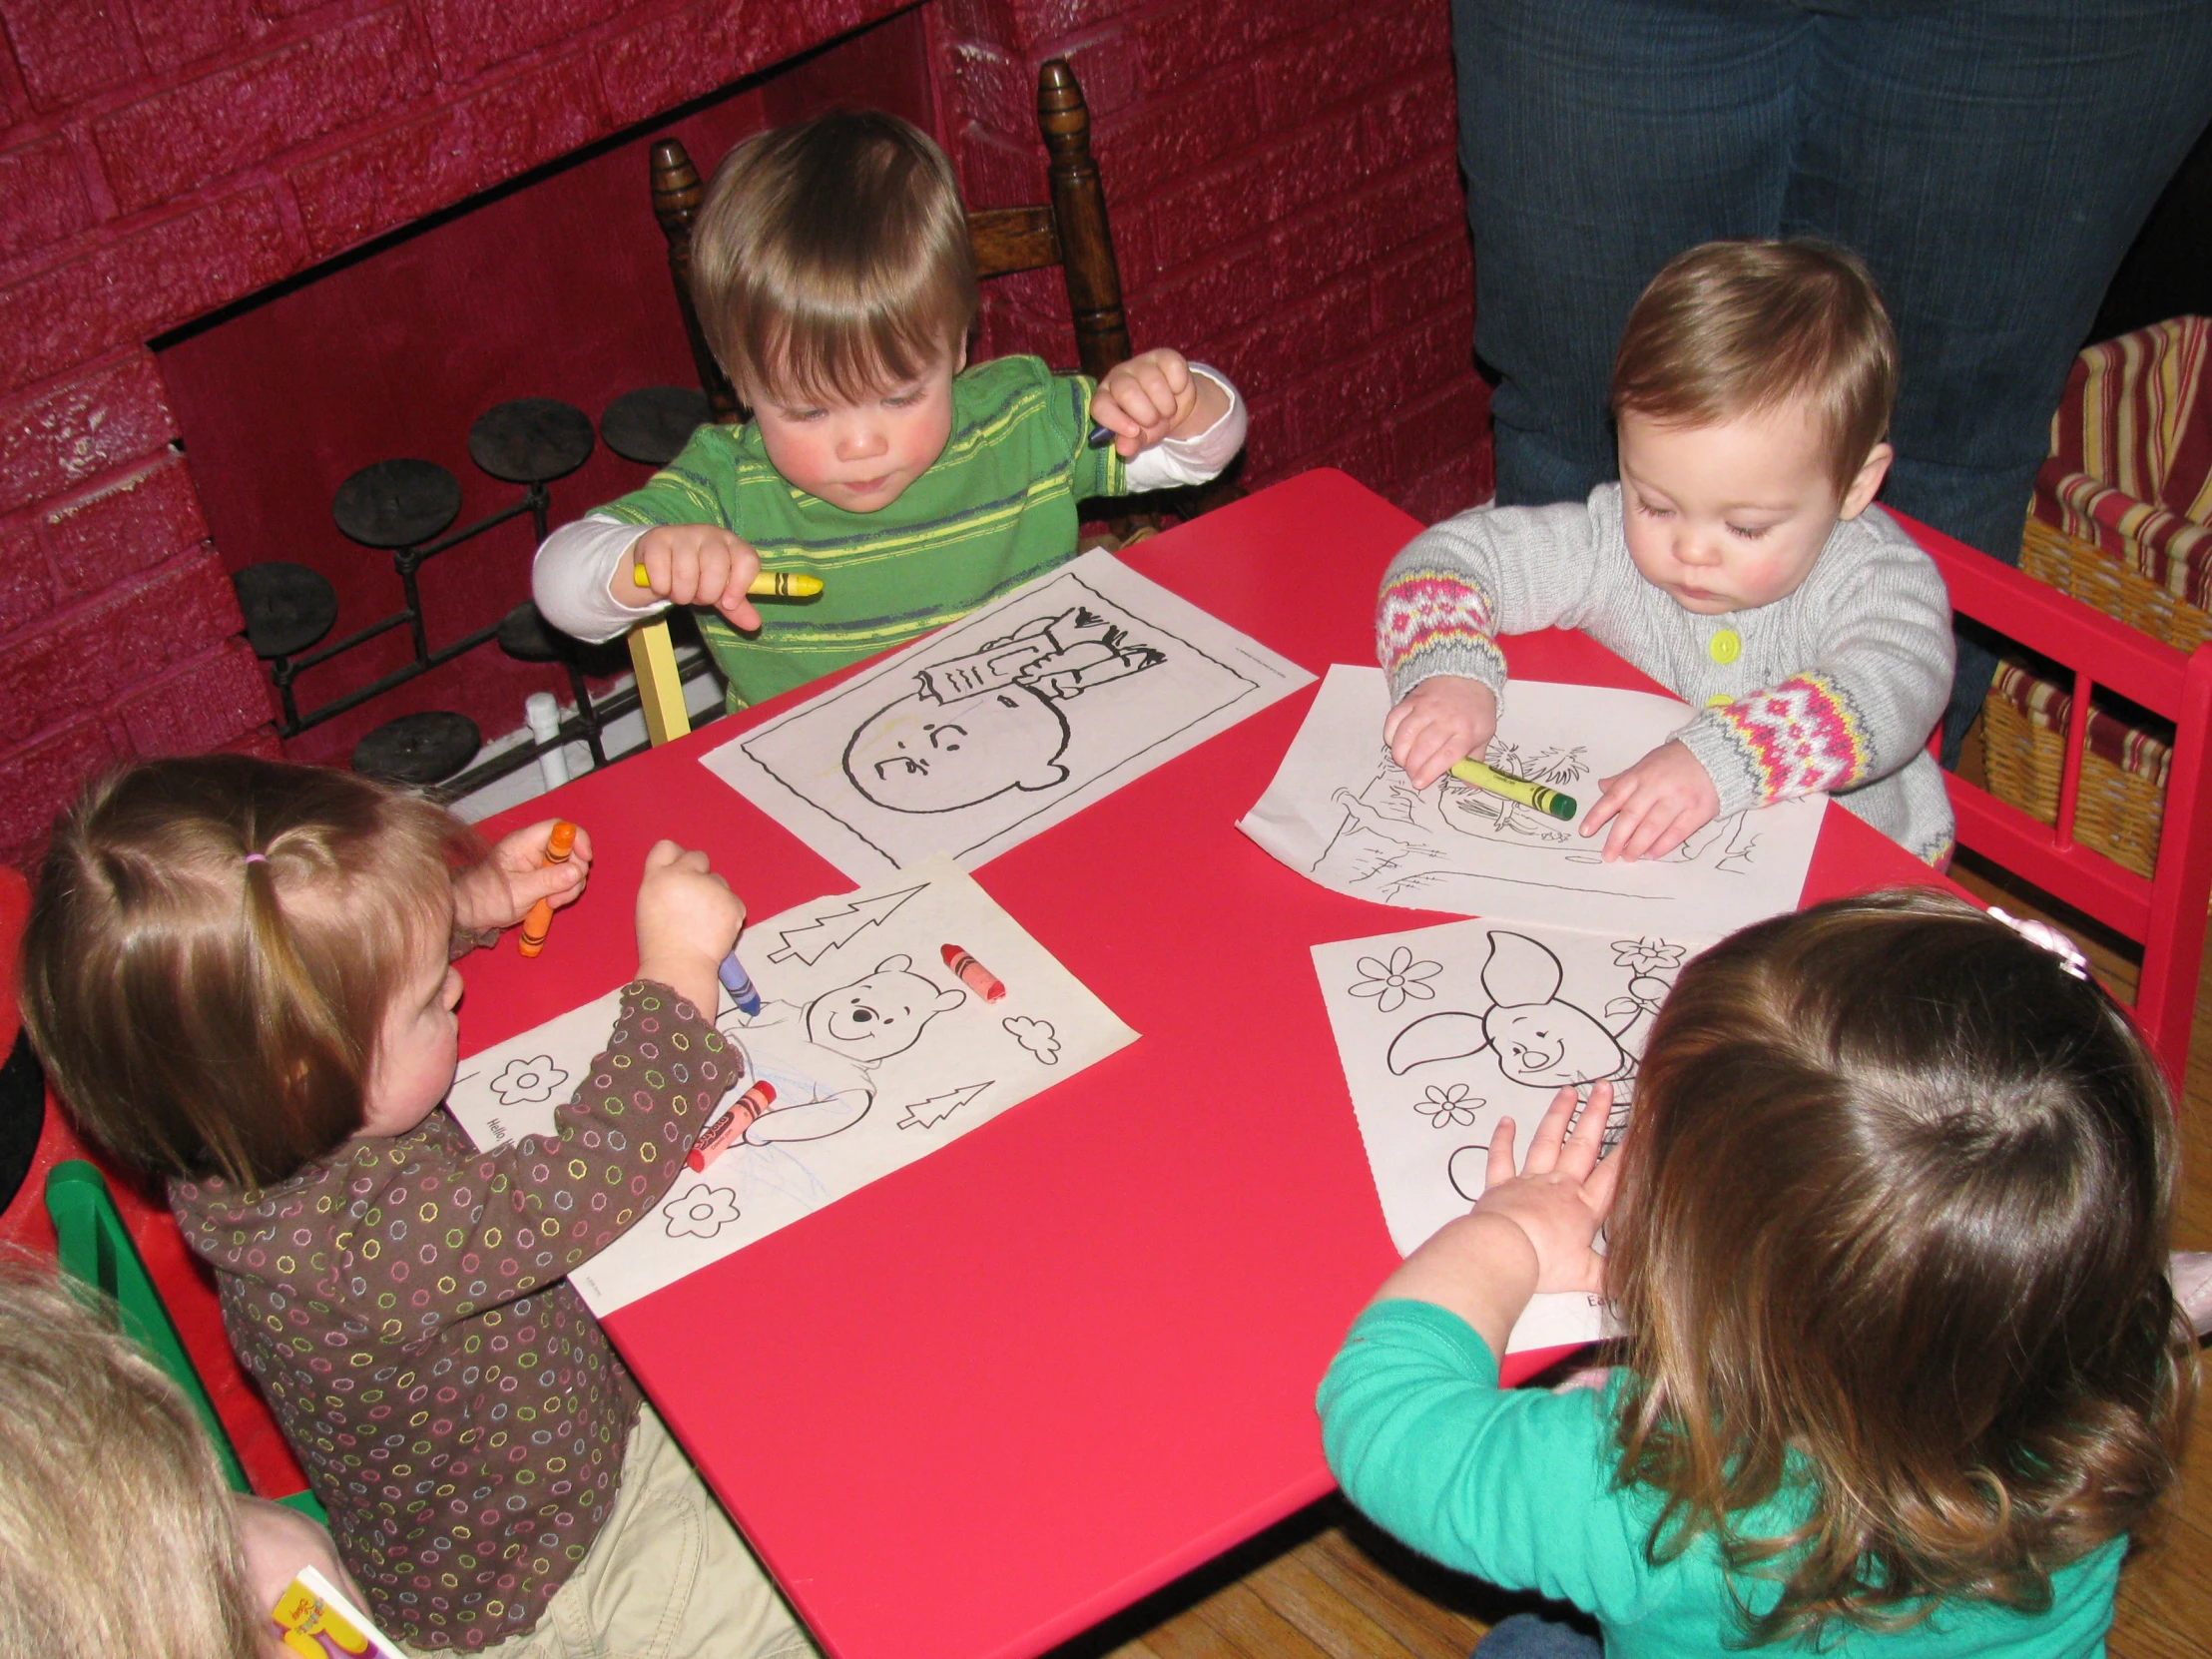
[{"x1": 1378, "y1": 241, "x2": 1954, "y2": 866}]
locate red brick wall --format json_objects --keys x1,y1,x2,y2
[
  {"x1": 0, "y1": 0, "x2": 911, "y2": 866},
  {"x1": 939, "y1": 0, "x2": 1489, "y2": 523},
  {"x1": 0, "y1": 0, "x2": 1483, "y2": 866}
]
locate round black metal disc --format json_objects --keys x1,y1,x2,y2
[
  {"x1": 352, "y1": 711, "x2": 481, "y2": 786},
  {"x1": 497, "y1": 599, "x2": 566, "y2": 663},
  {"x1": 469, "y1": 397, "x2": 595, "y2": 483},
  {"x1": 332, "y1": 459, "x2": 462, "y2": 549},
  {"x1": 232, "y1": 561, "x2": 339, "y2": 659},
  {"x1": 602, "y1": 386, "x2": 713, "y2": 467}
]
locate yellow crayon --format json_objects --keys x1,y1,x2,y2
[
  {"x1": 632, "y1": 564, "x2": 824, "y2": 598},
  {"x1": 1448, "y1": 759, "x2": 1577, "y2": 821}
]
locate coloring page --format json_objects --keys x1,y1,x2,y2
[
  {"x1": 1314, "y1": 915, "x2": 1710, "y2": 1355},
  {"x1": 445, "y1": 856, "x2": 1137, "y2": 1315},
  {"x1": 702, "y1": 549, "x2": 1314, "y2": 881},
  {"x1": 1241, "y1": 665, "x2": 1822, "y2": 938}
]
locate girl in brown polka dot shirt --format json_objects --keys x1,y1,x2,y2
[{"x1": 21, "y1": 758, "x2": 813, "y2": 1657}]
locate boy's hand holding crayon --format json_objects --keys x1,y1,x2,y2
[
  {"x1": 618, "y1": 524, "x2": 766, "y2": 632},
  {"x1": 1385, "y1": 676, "x2": 1498, "y2": 791},
  {"x1": 1089, "y1": 348, "x2": 1229, "y2": 458},
  {"x1": 455, "y1": 820, "x2": 595, "y2": 938},
  {"x1": 635, "y1": 840, "x2": 746, "y2": 1016}
]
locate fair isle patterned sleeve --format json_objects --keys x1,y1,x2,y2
[
  {"x1": 1674, "y1": 512, "x2": 1953, "y2": 819},
  {"x1": 1374, "y1": 497, "x2": 1606, "y2": 703},
  {"x1": 1377, "y1": 565, "x2": 1506, "y2": 699},
  {"x1": 1676, "y1": 674, "x2": 1875, "y2": 814}
]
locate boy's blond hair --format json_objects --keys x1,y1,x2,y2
[
  {"x1": 1611, "y1": 239, "x2": 1898, "y2": 493},
  {"x1": 0, "y1": 1267, "x2": 261, "y2": 1658},
  {"x1": 691, "y1": 109, "x2": 978, "y2": 405},
  {"x1": 20, "y1": 755, "x2": 477, "y2": 1190}
]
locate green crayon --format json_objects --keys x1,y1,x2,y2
[{"x1": 1449, "y1": 758, "x2": 1577, "y2": 821}]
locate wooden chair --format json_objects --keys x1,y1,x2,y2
[
  {"x1": 1905, "y1": 510, "x2": 2212, "y2": 1086},
  {"x1": 626, "y1": 58, "x2": 1143, "y2": 746}
]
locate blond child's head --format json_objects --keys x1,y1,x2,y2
[
  {"x1": 0, "y1": 1267, "x2": 262, "y2": 1658},
  {"x1": 20, "y1": 755, "x2": 477, "y2": 1190},
  {"x1": 690, "y1": 110, "x2": 977, "y2": 513},
  {"x1": 1607, "y1": 888, "x2": 2187, "y2": 1644},
  {"x1": 1608, "y1": 239, "x2": 1899, "y2": 616}
]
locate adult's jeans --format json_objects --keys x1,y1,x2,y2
[{"x1": 1452, "y1": 0, "x2": 2212, "y2": 758}]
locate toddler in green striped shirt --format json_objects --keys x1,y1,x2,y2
[{"x1": 534, "y1": 109, "x2": 1245, "y2": 712}]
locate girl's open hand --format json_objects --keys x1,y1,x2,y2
[
  {"x1": 453, "y1": 821, "x2": 595, "y2": 937},
  {"x1": 1369, "y1": 1082, "x2": 1618, "y2": 1353},
  {"x1": 1581, "y1": 740, "x2": 1719, "y2": 861},
  {"x1": 1474, "y1": 1081, "x2": 1619, "y2": 1296},
  {"x1": 1384, "y1": 675, "x2": 1497, "y2": 789},
  {"x1": 619, "y1": 523, "x2": 764, "y2": 632}
]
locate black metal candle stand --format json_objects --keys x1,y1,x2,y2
[{"x1": 231, "y1": 386, "x2": 717, "y2": 793}]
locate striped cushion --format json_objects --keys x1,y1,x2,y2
[
  {"x1": 2035, "y1": 315, "x2": 2212, "y2": 608},
  {"x1": 1990, "y1": 660, "x2": 2172, "y2": 789}
]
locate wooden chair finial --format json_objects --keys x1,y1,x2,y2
[{"x1": 1034, "y1": 57, "x2": 1130, "y2": 383}]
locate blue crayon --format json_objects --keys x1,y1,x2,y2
[
  {"x1": 1086, "y1": 421, "x2": 1114, "y2": 449},
  {"x1": 717, "y1": 949, "x2": 762, "y2": 1016}
]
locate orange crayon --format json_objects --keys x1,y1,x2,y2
[
  {"x1": 941, "y1": 942, "x2": 1006, "y2": 1002},
  {"x1": 688, "y1": 1081, "x2": 776, "y2": 1172},
  {"x1": 516, "y1": 820, "x2": 579, "y2": 959}
]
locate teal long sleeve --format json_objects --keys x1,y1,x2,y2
[{"x1": 1318, "y1": 1300, "x2": 2126, "y2": 1658}]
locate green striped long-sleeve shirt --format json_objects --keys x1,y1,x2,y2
[{"x1": 598, "y1": 354, "x2": 1127, "y2": 710}]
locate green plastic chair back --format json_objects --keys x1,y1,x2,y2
[{"x1": 44, "y1": 1158, "x2": 325, "y2": 1521}]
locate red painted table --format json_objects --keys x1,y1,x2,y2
[{"x1": 460, "y1": 470, "x2": 1949, "y2": 1659}]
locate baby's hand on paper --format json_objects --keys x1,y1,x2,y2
[
  {"x1": 1473, "y1": 1082, "x2": 1618, "y2": 1296},
  {"x1": 635, "y1": 840, "x2": 744, "y2": 1014},
  {"x1": 454, "y1": 820, "x2": 595, "y2": 939},
  {"x1": 1091, "y1": 349, "x2": 1223, "y2": 456},
  {"x1": 1582, "y1": 740, "x2": 1718, "y2": 861},
  {"x1": 1383, "y1": 676, "x2": 1497, "y2": 789},
  {"x1": 620, "y1": 523, "x2": 763, "y2": 632}
]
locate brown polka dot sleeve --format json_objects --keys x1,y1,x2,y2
[{"x1": 170, "y1": 983, "x2": 734, "y2": 1652}]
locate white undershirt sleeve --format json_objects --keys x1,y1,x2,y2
[
  {"x1": 532, "y1": 516, "x2": 657, "y2": 644},
  {"x1": 1124, "y1": 364, "x2": 1247, "y2": 491}
]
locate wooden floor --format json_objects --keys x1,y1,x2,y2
[{"x1": 1050, "y1": 861, "x2": 2212, "y2": 1659}]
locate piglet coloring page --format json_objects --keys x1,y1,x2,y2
[{"x1": 1314, "y1": 913, "x2": 1711, "y2": 1354}]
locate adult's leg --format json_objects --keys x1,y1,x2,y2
[
  {"x1": 1452, "y1": 0, "x2": 1809, "y2": 506},
  {"x1": 1786, "y1": 0, "x2": 2212, "y2": 758}
]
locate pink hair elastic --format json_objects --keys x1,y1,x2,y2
[{"x1": 244, "y1": 852, "x2": 268, "y2": 865}]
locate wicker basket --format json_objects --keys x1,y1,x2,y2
[
  {"x1": 1980, "y1": 655, "x2": 2172, "y2": 881},
  {"x1": 1977, "y1": 317, "x2": 2212, "y2": 876}
]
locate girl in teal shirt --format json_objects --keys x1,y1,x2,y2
[{"x1": 1321, "y1": 889, "x2": 2190, "y2": 1657}]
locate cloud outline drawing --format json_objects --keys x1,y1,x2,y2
[{"x1": 1002, "y1": 1015, "x2": 1061, "y2": 1064}]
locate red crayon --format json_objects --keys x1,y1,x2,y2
[
  {"x1": 941, "y1": 942, "x2": 1006, "y2": 1002},
  {"x1": 687, "y1": 1080, "x2": 776, "y2": 1172}
]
